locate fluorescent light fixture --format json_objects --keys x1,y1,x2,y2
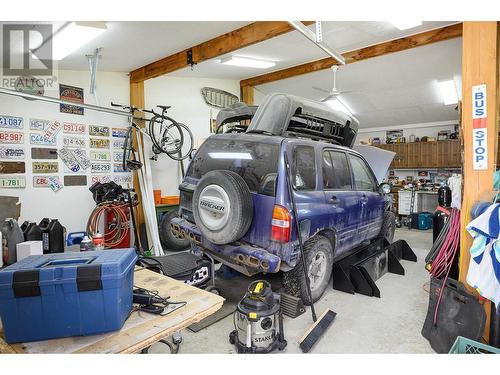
[
  {"x1": 438, "y1": 79, "x2": 459, "y2": 105},
  {"x1": 326, "y1": 98, "x2": 353, "y2": 117},
  {"x1": 390, "y1": 21, "x2": 423, "y2": 30},
  {"x1": 220, "y1": 56, "x2": 275, "y2": 69},
  {"x1": 208, "y1": 152, "x2": 253, "y2": 160},
  {"x1": 51, "y1": 22, "x2": 107, "y2": 60}
]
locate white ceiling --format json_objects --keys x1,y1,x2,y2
[{"x1": 256, "y1": 37, "x2": 462, "y2": 128}]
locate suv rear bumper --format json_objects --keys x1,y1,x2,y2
[{"x1": 171, "y1": 217, "x2": 281, "y2": 276}]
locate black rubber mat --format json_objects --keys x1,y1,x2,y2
[
  {"x1": 188, "y1": 301, "x2": 237, "y2": 332},
  {"x1": 140, "y1": 252, "x2": 203, "y2": 278}
]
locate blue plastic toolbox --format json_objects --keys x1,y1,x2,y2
[{"x1": 0, "y1": 249, "x2": 137, "y2": 343}]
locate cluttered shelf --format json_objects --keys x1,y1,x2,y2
[{"x1": 0, "y1": 267, "x2": 224, "y2": 354}]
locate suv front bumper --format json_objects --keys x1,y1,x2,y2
[{"x1": 171, "y1": 217, "x2": 281, "y2": 276}]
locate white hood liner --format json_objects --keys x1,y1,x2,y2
[{"x1": 353, "y1": 145, "x2": 395, "y2": 183}]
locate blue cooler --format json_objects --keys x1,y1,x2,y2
[{"x1": 0, "y1": 249, "x2": 137, "y2": 343}]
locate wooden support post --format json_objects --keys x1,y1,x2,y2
[
  {"x1": 459, "y1": 21, "x2": 499, "y2": 342},
  {"x1": 129, "y1": 81, "x2": 146, "y2": 243},
  {"x1": 241, "y1": 85, "x2": 254, "y2": 105}
]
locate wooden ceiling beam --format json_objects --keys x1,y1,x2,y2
[
  {"x1": 130, "y1": 21, "x2": 313, "y2": 83},
  {"x1": 240, "y1": 23, "x2": 464, "y2": 88}
]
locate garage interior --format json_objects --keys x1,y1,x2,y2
[{"x1": 0, "y1": 17, "x2": 499, "y2": 357}]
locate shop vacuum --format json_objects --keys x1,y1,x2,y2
[{"x1": 229, "y1": 280, "x2": 287, "y2": 353}]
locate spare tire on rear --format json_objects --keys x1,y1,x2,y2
[{"x1": 193, "y1": 170, "x2": 253, "y2": 245}]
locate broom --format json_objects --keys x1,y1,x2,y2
[{"x1": 284, "y1": 153, "x2": 336, "y2": 353}]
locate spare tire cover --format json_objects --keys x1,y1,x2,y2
[{"x1": 193, "y1": 170, "x2": 253, "y2": 245}]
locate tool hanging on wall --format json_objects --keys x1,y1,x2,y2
[{"x1": 86, "y1": 47, "x2": 102, "y2": 104}]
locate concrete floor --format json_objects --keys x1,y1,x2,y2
[{"x1": 149, "y1": 228, "x2": 435, "y2": 354}]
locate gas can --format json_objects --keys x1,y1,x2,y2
[
  {"x1": 40, "y1": 218, "x2": 64, "y2": 254},
  {"x1": 22, "y1": 222, "x2": 43, "y2": 241},
  {"x1": 1, "y1": 219, "x2": 24, "y2": 265}
]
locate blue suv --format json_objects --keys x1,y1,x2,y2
[{"x1": 171, "y1": 94, "x2": 395, "y2": 303}]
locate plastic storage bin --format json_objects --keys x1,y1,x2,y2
[
  {"x1": 0, "y1": 248, "x2": 137, "y2": 343},
  {"x1": 449, "y1": 336, "x2": 500, "y2": 354}
]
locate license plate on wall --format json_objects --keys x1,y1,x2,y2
[
  {"x1": 63, "y1": 122, "x2": 86, "y2": 134},
  {"x1": 0, "y1": 115, "x2": 23, "y2": 129},
  {"x1": 113, "y1": 138, "x2": 125, "y2": 149},
  {"x1": 89, "y1": 125, "x2": 110, "y2": 137},
  {"x1": 113, "y1": 163, "x2": 128, "y2": 173},
  {"x1": 42, "y1": 121, "x2": 62, "y2": 141},
  {"x1": 91, "y1": 175, "x2": 112, "y2": 184},
  {"x1": 0, "y1": 161, "x2": 25, "y2": 174},
  {"x1": 32, "y1": 161, "x2": 59, "y2": 173},
  {"x1": 91, "y1": 162, "x2": 111, "y2": 173},
  {"x1": 71, "y1": 148, "x2": 90, "y2": 169},
  {"x1": 63, "y1": 136, "x2": 86, "y2": 148},
  {"x1": 0, "y1": 176, "x2": 26, "y2": 188},
  {"x1": 1, "y1": 131, "x2": 24, "y2": 144},
  {"x1": 90, "y1": 150, "x2": 111, "y2": 161},
  {"x1": 30, "y1": 133, "x2": 55, "y2": 146},
  {"x1": 90, "y1": 138, "x2": 110, "y2": 149},
  {"x1": 113, "y1": 151, "x2": 123, "y2": 162},
  {"x1": 112, "y1": 128, "x2": 127, "y2": 138},
  {"x1": 113, "y1": 175, "x2": 133, "y2": 185},
  {"x1": 30, "y1": 118, "x2": 50, "y2": 131},
  {"x1": 33, "y1": 175, "x2": 51, "y2": 187},
  {"x1": 0, "y1": 146, "x2": 25, "y2": 159}
]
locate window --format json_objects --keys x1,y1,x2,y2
[
  {"x1": 187, "y1": 138, "x2": 280, "y2": 196},
  {"x1": 292, "y1": 146, "x2": 316, "y2": 190},
  {"x1": 348, "y1": 154, "x2": 377, "y2": 191},
  {"x1": 322, "y1": 150, "x2": 352, "y2": 190}
]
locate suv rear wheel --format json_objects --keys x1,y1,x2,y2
[{"x1": 282, "y1": 235, "x2": 334, "y2": 305}]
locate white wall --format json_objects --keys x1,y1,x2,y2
[
  {"x1": 144, "y1": 76, "x2": 240, "y2": 195},
  {"x1": 0, "y1": 70, "x2": 130, "y2": 234}
]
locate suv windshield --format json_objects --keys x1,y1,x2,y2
[{"x1": 187, "y1": 138, "x2": 280, "y2": 196}]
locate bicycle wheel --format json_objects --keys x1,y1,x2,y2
[
  {"x1": 166, "y1": 123, "x2": 193, "y2": 161},
  {"x1": 122, "y1": 126, "x2": 142, "y2": 171},
  {"x1": 149, "y1": 115, "x2": 184, "y2": 155}
]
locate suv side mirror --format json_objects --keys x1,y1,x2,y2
[{"x1": 379, "y1": 183, "x2": 391, "y2": 194}]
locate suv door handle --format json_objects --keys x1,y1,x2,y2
[
  {"x1": 360, "y1": 194, "x2": 368, "y2": 204},
  {"x1": 330, "y1": 196, "x2": 340, "y2": 205}
]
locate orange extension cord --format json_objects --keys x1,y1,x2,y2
[{"x1": 86, "y1": 201, "x2": 131, "y2": 248}]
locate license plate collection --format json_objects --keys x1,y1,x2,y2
[{"x1": 0, "y1": 114, "x2": 131, "y2": 190}]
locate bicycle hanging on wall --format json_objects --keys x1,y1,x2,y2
[{"x1": 111, "y1": 102, "x2": 194, "y2": 172}]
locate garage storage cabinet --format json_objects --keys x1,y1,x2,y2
[{"x1": 0, "y1": 249, "x2": 137, "y2": 343}]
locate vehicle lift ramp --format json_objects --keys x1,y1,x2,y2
[{"x1": 332, "y1": 239, "x2": 417, "y2": 298}]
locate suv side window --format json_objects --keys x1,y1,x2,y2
[
  {"x1": 348, "y1": 154, "x2": 377, "y2": 191},
  {"x1": 322, "y1": 150, "x2": 352, "y2": 190},
  {"x1": 292, "y1": 145, "x2": 316, "y2": 190}
]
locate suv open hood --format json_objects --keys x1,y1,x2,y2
[{"x1": 353, "y1": 145, "x2": 395, "y2": 183}]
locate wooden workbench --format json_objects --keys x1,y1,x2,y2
[{"x1": 0, "y1": 267, "x2": 224, "y2": 354}]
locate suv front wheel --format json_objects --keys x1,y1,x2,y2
[{"x1": 282, "y1": 235, "x2": 334, "y2": 305}]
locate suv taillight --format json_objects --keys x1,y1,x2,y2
[{"x1": 271, "y1": 205, "x2": 291, "y2": 243}]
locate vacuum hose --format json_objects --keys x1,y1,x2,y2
[{"x1": 425, "y1": 208, "x2": 461, "y2": 325}]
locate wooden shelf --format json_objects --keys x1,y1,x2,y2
[{"x1": 374, "y1": 139, "x2": 461, "y2": 169}]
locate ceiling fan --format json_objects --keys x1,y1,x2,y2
[{"x1": 313, "y1": 65, "x2": 354, "y2": 102}]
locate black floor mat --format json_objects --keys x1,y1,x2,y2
[{"x1": 188, "y1": 301, "x2": 237, "y2": 332}]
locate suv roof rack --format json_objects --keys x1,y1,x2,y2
[
  {"x1": 246, "y1": 93, "x2": 359, "y2": 148},
  {"x1": 285, "y1": 113, "x2": 356, "y2": 147}
]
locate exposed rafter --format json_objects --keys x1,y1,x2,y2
[
  {"x1": 240, "y1": 23, "x2": 463, "y2": 88},
  {"x1": 130, "y1": 21, "x2": 313, "y2": 83}
]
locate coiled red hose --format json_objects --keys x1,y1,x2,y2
[
  {"x1": 429, "y1": 208, "x2": 461, "y2": 325},
  {"x1": 87, "y1": 201, "x2": 131, "y2": 248}
]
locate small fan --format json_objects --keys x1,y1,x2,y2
[{"x1": 313, "y1": 65, "x2": 354, "y2": 102}]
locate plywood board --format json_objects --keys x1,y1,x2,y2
[{"x1": 1, "y1": 268, "x2": 224, "y2": 354}]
